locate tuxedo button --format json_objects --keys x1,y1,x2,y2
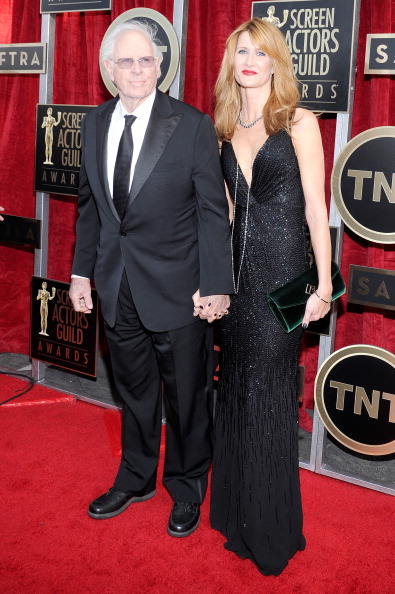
[{"x1": 120, "y1": 231, "x2": 126, "y2": 237}]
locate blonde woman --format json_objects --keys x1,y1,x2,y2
[{"x1": 210, "y1": 18, "x2": 332, "y2": 576}]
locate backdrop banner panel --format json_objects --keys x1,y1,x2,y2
[
  {"x1": 252, "y1": 0, "x2": 358, "y2": 112},
  {"x1": 40, "y1": 0, "x2": 111, "y2": 13},
  {"x1": 35, "y1": 104, "x2": 95, "y2": 197},
  {"x1": 315, "y1": 346, "x2": 395, "y2": 494},
  {"x1": 31, "y1": 277, "x2": 99, "y2": 378}
]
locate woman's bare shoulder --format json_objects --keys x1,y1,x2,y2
[{"x1": 292, "y1": 108, "x2": 320, "y2": 139}]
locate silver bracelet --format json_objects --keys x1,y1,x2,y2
[{"x1": 314, "y1": 290, "x2": 331, "y2": 304}]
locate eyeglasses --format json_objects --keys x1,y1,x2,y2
[{"x1": 111, "y1": 56, "x2": 157, "y2": 69}]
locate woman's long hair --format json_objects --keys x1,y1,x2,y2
[{"x1": 214, "y1": 18, "x2": 300, "y2": 142}]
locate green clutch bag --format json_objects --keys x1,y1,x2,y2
[{"x1": 266, "y1": 261, "x2": 346, "y2": 333}]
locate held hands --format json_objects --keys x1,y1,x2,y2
[
  {"x1": 192, "y1": 290, "x2": 230, "y2": 323},
  {"x1": 69, "y1": 277, "x2": 93, "y2": 314},
  {"x1": 302, "y1": 289, "x2": 332, "y2": 329}
]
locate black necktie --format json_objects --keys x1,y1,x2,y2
[{"x1": 113, "y1": 114, "x2": 136, "y2": 218}]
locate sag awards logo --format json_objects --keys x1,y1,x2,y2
[
  {"x1": 31, "y1": 277, "x2": 98, "y2": 377},
  {"x1": 252, "y1": 0, "x2": 358, "y2": 112},
  {"x1": 41, "y1": 107, "x2": 62, "y2": 166},
  {"x1": 315, "y1": 345, "x2": 395, "y2": 456},
  {"x1": 100, "y1": 8, "x2": 180, "y2": 96},
  {"x1": 331, "y1": 127, "x2": 395, "y2": 244},
  {"x1": 262, "y1": 5, "x2": 289, "y2": 27},
  {"x1": 36, "y1": 281, "x2": 56, "y2": 336},
  {"x1": 35, "y1": 104, "x2": 93, "y2": 197}
]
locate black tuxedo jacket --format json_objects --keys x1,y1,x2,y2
[{"x1": 72, "y1": 90, "x2": 233, "y2": 331}]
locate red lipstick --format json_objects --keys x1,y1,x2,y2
[{"x1": 242, "y1": 69, "x2": 257, "y2": 75}]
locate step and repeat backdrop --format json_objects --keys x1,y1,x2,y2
[{"x1": 1, "y1": 0, "x2": 394, "y2": 493}]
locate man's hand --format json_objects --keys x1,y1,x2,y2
[
  {"x1": 192, "y1": 290, "x2": 230, "y2": 323},
  {"x1": 69, "y1": 277, "x2": 93, "y2": 314}
]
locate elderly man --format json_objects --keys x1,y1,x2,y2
[{"x1": 69, "y1": 19, "x2": 233, "y2": 537}]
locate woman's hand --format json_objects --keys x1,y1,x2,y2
[{"x1": 302, "y1": 290, "x2": 331, "y2": 329}]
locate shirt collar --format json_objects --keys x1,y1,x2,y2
[{"x1": 118, "y1": 88, "x2": 156, "y2": 121}]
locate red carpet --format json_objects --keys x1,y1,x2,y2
[{"x1": 1, "y1": 374, "x2": 394, "y2": 593}]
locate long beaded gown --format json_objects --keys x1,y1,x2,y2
[{"x1": 210, "y1": 130, "x2": 308, "y2": 576}]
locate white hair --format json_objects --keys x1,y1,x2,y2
[{"x1": 100, "y1": 19, "x2": 163, "y2": 63}]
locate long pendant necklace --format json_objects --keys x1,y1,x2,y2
[
  {"x1": 231, "y1": 164, "x2": 250, "y2": 294},
  {"x1": 231, "y1": 133, "x2": 265, "y2": 293},
  {"x1": 239, "y1": 111, "x2": 264, "y2": 129}
]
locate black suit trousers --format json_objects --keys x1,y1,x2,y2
[{"x1": 104, "y1": 272, "x2": 213, "y2": 503}]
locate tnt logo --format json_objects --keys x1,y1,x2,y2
[
  {"x1": 315, "y1": 345, "x2": 395, "y2": 455},
  {"x1": 332, "y1": 127, "x2": 395, "y2": 243}
]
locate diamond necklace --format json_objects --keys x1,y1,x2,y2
[{"x1": 238, "y1": 111, "x2": 264, "y2": 129}]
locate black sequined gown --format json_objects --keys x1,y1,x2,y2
[{"x1": 210, "y1": 131, "x2": 308, "y2": 576}]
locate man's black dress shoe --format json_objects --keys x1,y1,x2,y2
[
  {"x1": 88, "y1": 487, "x2": 156, "y2": 519},
  {"x1": 167, "y1": 501, "x2": 200, "y2": 537}
]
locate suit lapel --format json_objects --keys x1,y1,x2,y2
[
  {"x1": 95, "y1": 98, "x2": 118, "y2": 217},
  {"x1": 127, "y1": 92, "x2": 182, "y2": 208}
]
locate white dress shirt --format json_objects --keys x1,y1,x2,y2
[{"x1": 107, "y1": 88, "x2": 156, "y2": 196}]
